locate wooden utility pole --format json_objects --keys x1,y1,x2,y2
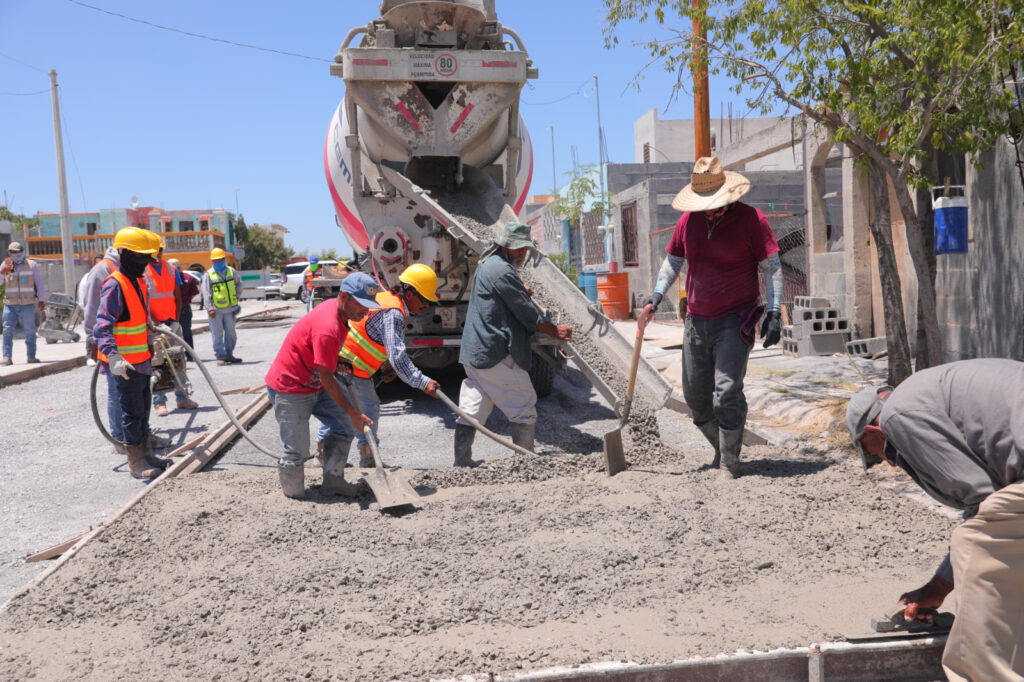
[
  {"x1": 692, "y1": 0, "x2": 711, "y2": 159},
  {"x1": 49, "y1": 69, "x2": 75, "y2": 295}
]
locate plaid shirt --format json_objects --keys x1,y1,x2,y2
[
  {"x1": 364, "y1": 307, "x2": 429, "y2": 390},
  {"x1": 94, "y1": 274, "x2": 152, "y2": 376}
]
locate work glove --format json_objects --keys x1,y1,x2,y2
[
  {"x1": 107, "y1": 351, "x2": 134, "y2": 380},
  {"x1": 760, "y1": 310, "x2": 782, "y2": 348},
  {"x1": 642, "y1": 292, "x2": 664, "y2": 313},
  {"x1": 85, "y1": 336, "x2": 97, "y2": 361}
]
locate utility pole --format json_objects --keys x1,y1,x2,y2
[
  {"x1": 692, "y1": 0, "x2": 711, "y2": 159},
  {"x1": 49, "y1": 69, "x2": 75, "y2": 295},
  {"x1": 593, "y1": 74, "x2": 614, "y2": 268},
  {"x1": 545, "y1": 125, "x2": 556, "y2": 194}
]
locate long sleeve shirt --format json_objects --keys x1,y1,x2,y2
[
  {"x1": 459, "y1": 251, "x2": 546, "y2": 371},
  {"x1": 201, "y1": 268, "x2": 242, "y2": 313},
  {"x1": 1, "y1": 258, "x2": 46, "y2": 306},
  {"x1": 364, "y1": 307, "x2": 430, "y2": 390},
  {"x1": 93, "y1": 274, "x2": 152, "y2": 376},
  {"x1": 82, "y1": 247, "x2": 119, "y2": 338}
]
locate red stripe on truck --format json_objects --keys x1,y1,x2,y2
[
  {"x1": 450, "y1": 103, "x2": 474, "y2": 133},
  {"x1": 396, "y1": 102, "x2": 420, "y2": 131},
  {"x1": 482, "y1": 61, "x2": 516, "y2": 68},
  {"x1": 353, "y1": 59, "x2": 389, "y2": 66}
]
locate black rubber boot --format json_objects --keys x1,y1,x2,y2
[
  {"x1": 509, "y1": 422, "x2": 535, "y2": 452},
  {"x1": 719, "y1": 426, "x2": 743, "y2": 479},
  {"x1": 278, "y1": 463, "x2": 305, "y2": 499},
  {"x1": 321, "y1": 437, "x2": 361, "y2": 497},
  {"x1": 453, "y1": 423, "x2": 478, "y2": 467},
  {"x1": 695, "y1": 420, "x2": 721, "y2": 468},
  {"x1": 142, "y1": 435, "x2": 171, "y2": 470}
]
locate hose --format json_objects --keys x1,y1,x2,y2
[
  {"x1": 435, "y1": 388, "x2": 536, "y2": 457},
  {"x1": 89, "y1": 326, "x2": 308, "y2": 462}
]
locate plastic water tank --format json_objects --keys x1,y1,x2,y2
[{"x1": 932, "y1": 186, "x2": 968, "y2": 254}]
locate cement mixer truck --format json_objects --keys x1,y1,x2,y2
[{"x1": 324, "y1": 0, "x2": 671, "y2": 410}]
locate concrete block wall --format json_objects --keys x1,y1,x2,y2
[
  {"x1": 781, "y1": 301, "x2": 850, "y2": 357},
  {"x1": 846, "y1": 337, "x2": 887, "y2": 357}
]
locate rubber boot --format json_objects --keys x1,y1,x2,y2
[
  {"x1": 149, "y1": 432, "x2": 173, "y2": 450},
  {"x1": 719, "y1": 426, "x2": 744, "y2": 479},
  {"x1": 142, "y1": 434, "x2": 171, "y2": 470},
  {"x1": 125, "y1": 443, "x2": 161, "y2": 480},
  {"x1": 359, "y1": 442, "x2": 376, "y2": 468},
  {"x1": 453, "y1": 423, "x2": 478, "y2": 467},
  {"x1": 695, "y1": 420, "x2": 721, "y2": 468},
  {"x1": 278, "y1": 463, "x2": 305, "y2": 499},
  {"x1": 509, "y1": 422, "x2": 535, "y2": 452},
  {"x1": 321, "y1": 437, "x2": 362, "y2": 497}
]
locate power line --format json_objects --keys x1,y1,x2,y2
[
  {"x1": 0, "y1": 89, "x2": 49, "y2": 96},
  {"x1": 0, "y1": 50, "x2": 47, "y2": 74},
  {"x1": 58, "y1": 90, "x2": 88, "y2": 211},
  {"x1": 522, "y1": 78, "x2": 592, "y2": 107},
  {"x1": 67, "y1": 0, "x2": 331, "y2": 63}
]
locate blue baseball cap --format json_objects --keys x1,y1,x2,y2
[
  {"x1": 340, "y1": 272, "x2": 382, "y2": 309},
  {"x1": 310, "y1": 256, "x2": 319, "y2": 264}
]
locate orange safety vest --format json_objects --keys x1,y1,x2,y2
[
  {"x1": 96, "y1": 271, "x2": 151, "y2": 365},
  {"x1": 305, "y1": 267, "x2": 319, "y2": 294},
  {"x1": 145, "y1": 260, "x2": 177, "y2": 322},
  {"x1": 338, "y1": 291, "x2": 407, "y2": 378}
]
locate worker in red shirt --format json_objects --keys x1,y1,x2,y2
[
  {"x1": 265, "y1": 273, "x2": 381, "y2": 499},
  {"x1": 643, "y1": 157, "x2": 782, "y2": 479}
]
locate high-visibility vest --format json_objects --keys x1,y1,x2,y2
[
  {"x1": 338, "y1": 291, "x2": 407, "y2": 378},
  {"x1": 145, "y1": 260, "x2": 177, "y2": 322},
  {"x1": 2, "y1": 258, "x2": 41, "y2": 306},
  {"x1": 305, "y1": 268, "x2": 319, "y2": 294},
  {"x1": 207, "y1": 267, "x2": 238, "y2": 309},
  {"x1": 97, "y1": 271, "x2": 151, "y2": 365}
]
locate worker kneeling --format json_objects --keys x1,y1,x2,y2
[
  {"x1": 265, "y1": 273, "x2": 381, "y2": 499},
  {"x1": 327, "y1": 264, "x2": 441, "y2": 467}
]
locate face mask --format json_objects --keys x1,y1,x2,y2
[
  {"x1": 213, "y1": 260, "x2": 227, "y2": 273},
  {"x1": 121, "y1": 251, "x2": 153, "y2": 278},
  {"x1": 10, "y1": 252, "x2": 25, "y2": 265}
]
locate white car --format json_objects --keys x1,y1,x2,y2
[{"x1": 282, "y1": 261, "x2": 340, "y2": 300}]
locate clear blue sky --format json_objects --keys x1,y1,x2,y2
[{"x1": 2, "y1": 0, "x2": 746, "y2": 257}]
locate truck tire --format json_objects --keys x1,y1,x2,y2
[{"x1": 529, "y1": 351, "x2": 554, "y2": 398}]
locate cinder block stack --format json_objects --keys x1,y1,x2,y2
[
  {"x1": 845, "y1": 336, "x2": 887, "y2": 358},
  {"x1": 781, "y1": 296, "x2": 851, "y2": 356}
]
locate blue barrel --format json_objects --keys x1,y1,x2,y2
[
  {"x1": 580, "y1": 271, "x2": 599, "y2": 302},
  {"x1": 933, "y1": 194, "x2": 968, "y2": 254}
]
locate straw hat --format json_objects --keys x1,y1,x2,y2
[{"x1": 671, "y1": 156, "x2": 751, "y2": 212}]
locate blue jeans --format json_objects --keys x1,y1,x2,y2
[
  {"x1": 209, "y1": 308, "x2": 237, "y2": 360},
  {"x1": 318, "y1": 374, "x2": 379, "y2": 446},
  {"x1": 114, "y1": 369, "x2": 152, "y2": 446},
  {"x1": 2, "y1": 304, "x2": 37, "y2": 359},
  {"x1": 681, "y1": 313, "x2": 752, "y2": 432},
  {"x1": 105, "y1": 369, "x2": 125, "y2": 442},
  {"x1": 267, "y1": 387, "x2": 352, "y2": 466},
  {"x1": 179, "y1": 304, "x2": 194, "y2": 350},
  {"x1": 153, "y1": 387, "x2": 187, "y2": 407}
]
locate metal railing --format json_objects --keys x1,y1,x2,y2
[{"x1": 26, "y1": 231, "x2": 227, "y2": 258}]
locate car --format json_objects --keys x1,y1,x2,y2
[{"x1": 282, "y1": 260, "x2": 340, "y2": 300}]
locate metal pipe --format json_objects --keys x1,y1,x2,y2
[
  {"x1": 340, "y1": 26, "x2": 368, "y2": 50},
  {"x1": 501, "y1": 26, "x2": 527, "y2": 52}
]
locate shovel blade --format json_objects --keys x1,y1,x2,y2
[
  {"x1": 365, "y1": 469, "x2": 420, "y2": 510},
  {"x1": 603, "y1": 428, "x2": 627, "y2": 476}
]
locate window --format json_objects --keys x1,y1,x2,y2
[
  {"x1": 643, "y1": 142, "x2": 651, "y2": 164},
  {"x1": 85, "y1": 222, "x2": 97, "y2": 235},
  {"x1": 178, "y1": 220, "x2": 194, "y2": 232},
  {"x1": 621, "y1": 202, "x2": 639, "y2": 267},
  {"x1": 199, "y1": 220, "x2": 209, "y2": 230}
]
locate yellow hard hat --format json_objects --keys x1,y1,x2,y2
[
  {"x1": 210, "y1": 247, "x2": 227, "y2": 261},
  {"x1": 113, "y1": 227, "x2": 158, "y2": 254},
  {"x1": 154, "y1": 232, "x2": 166, "y2": 249},
  {"x1": 398, "y1": 263, "x2": 439, "y2": 302}
]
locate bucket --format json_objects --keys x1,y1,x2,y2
[
  {"x1": 580, "y1": 271, "x2": 600, "y2": 302},
  {"x1": 932, "y1": 187, "x2": 968, "y2": 254},
  {"x1": 596, "y1": 272, "x2": 630, "y2": 320}
]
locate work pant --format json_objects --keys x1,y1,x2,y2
[
  {"x1": 209, "y1": 308, "x2": 237, "y2": 360},
  {"x1": 267, "y1": 387, "x2": 351, "y2": 467},
  {"x1": 320, "y1": 374, "x2": 380, "y2": 446},
  {"x1": 179, "y1": 303, "x2": 194, "y2": 350},
  {"x1": 457, "y1": 355, "x2": 537, "y2": 427},
  {"x1": 105, "y1": 368, "x2": 125, "y2": 442},
  {"x1": 152, "y1": 387, "x2": 187, "y2": 407},
  {"x1": 114, "y1": 369, "x2": 152, "y2": 446},
  {"x1": 681, "y1": 313, "x2": 751, "y2": 432},
  {"x1": 2, "y1": 303, "x2": 37, "y2": 360},
  {"x1": 943, "y1": 480, "x2": 1024, "y2": 682}
]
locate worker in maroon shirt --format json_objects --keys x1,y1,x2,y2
[{"x1": 642, "y1": 157, "x2": 782, "y2": 479}]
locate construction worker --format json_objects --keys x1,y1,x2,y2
[
  {"x1": 145, "y1": 237, "x2": 198, "y2": 415},
  {"x1": 642, "y1": 156, "x2": 782, "y2": 479},
  {"x1": 332, "y1": 263, "x2": 441, "y2": 467},
  {"x1": 846, "y1": 359, "x2": 1024, "y2": 682},
  {"x1": 93, "y1": 227, "x2": 171, "y2": 480},
  {"x1": 303, "y1": 256, "x2": 321, "y2": 312},
  {"x1": 265, "y1": 273, "x2": 381, "y2": 499},
  {"x1": 168, "y1": 258, "x2": 200, "y2": 352},
  {"x1": 455, "y1": 222, "x2": 573, "y2": 467},
  {"x1": 201, "y1": 247, "x2": 242, "y2": 365},
  {"x1": 1, "y1": 241, "x2": 45, "y2": 365}
]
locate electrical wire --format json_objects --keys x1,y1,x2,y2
[
  {"x1": 522, "y1": 78, "x2": 592, "y2": 106},
  {"x1": 67, "y1": 0, "x2": 331, "y2": 63},
  {"x1": 0, "y1": 50, "x2": 47, "y2": 73},
  {"x1": 0, "y1": 89, "x2": 48, "y2": 96},
  {"x1": 58, "y1": 90, "x2": 88, "y2": 210}
]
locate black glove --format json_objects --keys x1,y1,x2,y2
[
  {"x1": 642, "y1": 292, "x2": 664, "y2": 312},
  {"x1": 760, "y1": 310, "x2": 782, "y2": 348}
]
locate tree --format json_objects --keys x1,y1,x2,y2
[
  {"x1": 0, "y1": 206, "x2": 39, "y2": 243},
  {"x1": 550, "y1": 164, "x2": 611, "y2": 225},
  {"x1": 603, "y1": 0, "x2": 1023, "y2": 384},
  {"x1": 240, "y1": 223, "x2": 292, "y2": 270},
  {"x1": 548, "y1": 252, "x2": 580, "y2": 287}
]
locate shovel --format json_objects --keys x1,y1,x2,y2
[
  {"x1": 603, "y1": 305, "x2": 652, "y2": 476},
  {"x1": 342, "y1": 382, "x2": 420, "y2": 509}
]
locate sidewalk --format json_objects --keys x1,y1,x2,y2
[
  {"x1": 0, "y1": 299, "x2": 298, "y2": 388},
  {"x1": 613, "y1": 318, "x2": 889, "y2": 446}
]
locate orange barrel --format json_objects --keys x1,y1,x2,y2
[{"x1": 596, "y1": 272, "x2": 631, "y2": 320}]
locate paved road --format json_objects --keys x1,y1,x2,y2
[{"x1": 0, "y1": 300, "x2": 709, "y2": 604}]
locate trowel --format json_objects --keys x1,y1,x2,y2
[{"x1": 603, "y1": 305, "x2": 652, "y2": 476}]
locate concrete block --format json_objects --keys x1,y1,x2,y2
[
  {"x1": 793, "y1": 306, "x2": 840, "y2": 323},
  {"x1": 782, "y1": 325, "x2": 795, "y2": 340},
  {"x1": 793, "y1": 296, "x2": 832, "y2": 309},
  {"x1": 783, "y1": 332, "x2": 851, "y2": 356},
  {"x1": 845, "y1": 336, "x2": 886, "y2": 357}
]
